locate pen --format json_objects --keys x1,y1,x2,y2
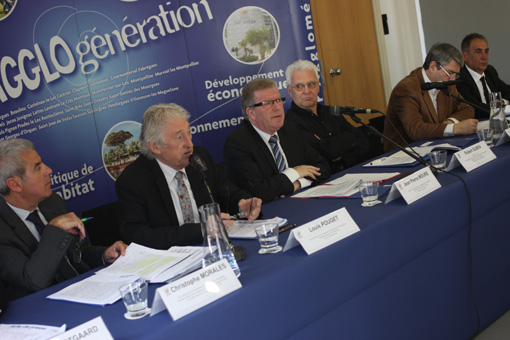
[
  {"x1": 81, "y1": 217, "x2": 93, "y2": 222},
  {"x1": 279, "y1": 224, "x2": 296, "y2": 234}
]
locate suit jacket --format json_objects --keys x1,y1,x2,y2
[
  {"x1": 0, "y1": 193, "x2": 105, "y2": 302},
  {"x1": 457, "y1": 65, "x2": 510, "y2": 119},
  {"x1": 116, "y1": 146, "x2": 250, "y2": 249},
  {"x1": 285, "y1": 102, "x2": 370, "y2": 173},
  {"x1": 383, "y1": 67, "x2": 474, "y2": 152},
  {"x1": 223, "y1": 120, "x2": 331, "y2": 203}
]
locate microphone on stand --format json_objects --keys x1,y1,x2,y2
[
  {"x1": 420, "y1": 79, "x2": 462, "y2": 91},
  {"x1": 190, "y1": 154, "x2": 246, "y2": 262},
  {"x1": 330, "y1": 106, "x2": 380, "y2": 116}
]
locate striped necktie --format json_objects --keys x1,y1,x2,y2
[{"x1": 269, "y1": 134, "x2": 286, "y2": 173}]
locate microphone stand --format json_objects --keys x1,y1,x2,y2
[
  {"x1": 197, "y1": 170, "x2": 246, "y2": 262},
  {"x1": 440, "y1": 88, "x2": 491, "y2": 116},
  {"x1": 346, "y1": 112, "x2": 439, "y2": 175}
]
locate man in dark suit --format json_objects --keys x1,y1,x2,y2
[
  {"x1": 223, "y1": 79, "x2": 330, "y2": 203},
  {"x1": 383, "y1": 43, "x2": 477, "y2": 152},
  {"x1": 116, "y1": 103, "x2": 261, "y2": 250},
  {"x1": 457, "y1": 33, "x2": 510, "y2": 119},
  {"x1": 285, "y1": 59, "x2": 371, "y2": 173},
  {"x1": 0, "y1": 139, "x2": 127, "y2": 303}
]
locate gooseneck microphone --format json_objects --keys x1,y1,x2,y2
[
  {"x1": 190, "y1": 154, "x2": 214, "y2": 202},
  {"x1": 330, "y1": 106, "x2": 380, "y2": 116},
  {"x1": 420, "y1": 79, "x2": 462, "y2": 91}
]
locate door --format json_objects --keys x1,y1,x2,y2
[{"x1": 311, "y1": 0, "x2": 386, "y2": 126}]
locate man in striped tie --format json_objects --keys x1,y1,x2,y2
[{"x1": 224, "y1": 79, "x2": 331, "y2": 203}]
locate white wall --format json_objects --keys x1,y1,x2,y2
[{"x1": 419, "y1": 0, "x2": 510, "y2": 81}]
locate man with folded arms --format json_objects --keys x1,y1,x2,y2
[
  {"x1": 383, "y1": 42, "x2": 477, "y2": 152},
  {"x1": 457, "y1": 33, "x2": 510, "y2": 119},
  {"x1": 116, "y1": 103, "x2": 261, "y2": 249},
  {"x1": 223, "y1": 78, "x2": 331, "y2": 202},
  {"x1": 285, "y1": 59, "x2": 371, "y2": 173},
  {"x1": 0, "y1": 139, "x2": 127, "y2": 303}
]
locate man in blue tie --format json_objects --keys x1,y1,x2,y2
[
  {"x1": 224, "y1": 79, "x2": 331, "y2": 203},
  {"x1": 0, "y1": 139, "x2": 127, "y2": 303}
]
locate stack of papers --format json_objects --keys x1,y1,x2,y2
[
  {"x1": 363, "y1": 143, "x2": 461, "y2": 167},
  {"x1": 291, "y1": 173, "x2": 400, "y2": 199},
  {"x1": 47, "y1": 243, "x2": 203, "y2": 305}
]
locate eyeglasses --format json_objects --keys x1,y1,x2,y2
[
  {"x1": 252, "y1": 97, "x2": 286, "y2": 108},
  {"x1": 289, "y1": 81, "x2": 319, "y2": 91},
  {"x1": 439, "y1": 64, "x2": 460, "y2": 80},
  {"x1": 73, "y1": 237, "x2": 82, "y2": 264}
]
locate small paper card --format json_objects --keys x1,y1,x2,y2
[
  {"x1": 385, "y1": 167, "x2": 441, "y2": 205},
  {"x1": 495, "y1": 128, "x2": 510, "y2": 146},
  {"x1": 50, "y1": 316, "x2": 113, "y2": 340},
  {"x1": 283, "y1": 207, "x2": 360, "y2": 255},
  {"x1": 447, "y1": 141, "x2": 496, "y2": 172},
  {"x1": 151, "y1": 259, "x2": 241, "y2": 320}
]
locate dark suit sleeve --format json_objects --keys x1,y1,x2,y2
[{"x1": 286, "y1": 106, "x2": 370, "y2": 168}]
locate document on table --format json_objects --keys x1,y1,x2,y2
[
  {"x1": 47, "y1": 275, "x2": 136, "y2": 305},
  {"x1": 292, "y1": 180, "x2": 361, "y2": 198},
  {"x1": 95, "y1": 243, "x2": 202, "y2": 283},
  {"x1": 0, "y1": 324, "x2": 66, "y2": 340},
  {"x1": 227, "y1": 217, "x2": 288, "y2": 239},
  {"x1": 363, "y1": 143, "x2": 461, "y2": 167}
]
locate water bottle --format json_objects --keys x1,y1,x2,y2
[
  {"x1": 489, "y1": 92, "x2": 508, "y2": 141},
  {"x1": 199, "y1": 203, "x2": 240, "y2": 277}
]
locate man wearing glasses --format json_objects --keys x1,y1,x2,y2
[
  {"x1": 285, "y1": 59, "x2": 371, "y2": 173},
  {"x1": 383, "y1": 43, "x2": 477, "y2": 152},
  {"x1": 0, "y1": 139, "x2": 127, "y2": 303},
  {"x1": 223, "y1": 78, "x2": 330, "y2": 203},
  {"x1": 457, "y1": 33, "x2": 510, "y2": 119}
]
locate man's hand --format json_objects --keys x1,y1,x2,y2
[
  {"x1": 238, "y1": 197, "x2": 262, "y2": 221},
  {"x1": 103, "y1": 241, "x2": 128, "y2": 264},
  {"x1": 292, "y1": 165, "x2": 321, "y2": 180},
  {"x1": 453, "y1": 119, "x2": 478, "y2": 135},
  {"x1": 49, "y1": 213, "x2": 86, "y2": 239}
]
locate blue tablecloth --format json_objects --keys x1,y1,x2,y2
[{"x1": 2, "y1": 136, "x2": 509, "y2": 340}]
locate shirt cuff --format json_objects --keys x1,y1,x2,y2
[
  {"x1": 282, "y1": 167, "x2": 300, "y2": 183},
  {"x1": 298, "y1": 178, "x2": 313, "y2": 189},
  {"x1": 443, "y1": 121, "x2": 456, "y2": 137}
]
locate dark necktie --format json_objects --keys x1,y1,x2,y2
[
  {"x1": 480, "y1": 76, "x2": 491, "y2": 104},
  {"x1": 175, "y1": 171, "x2": 194, "y2": 223},
  {"x1": 26, "y1": 210, "x2": 45, "y2": 236},
  {"x1": 269, "y1": 134, "x2": 286, "y2": 173}
]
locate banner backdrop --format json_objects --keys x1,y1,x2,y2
[{"x1": 0, "y1": 0, "x2": 321, "y2": 213}]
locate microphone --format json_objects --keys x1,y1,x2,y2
[
  {"x1": 420, "y1": 79, "x2": 462, "y2": 91},
  {"x1": 190, "y1": 154, "x2": 208, "y2": 180},
  {"x1": 330, "y1": 106, "x2": 380, "y2": 116}
]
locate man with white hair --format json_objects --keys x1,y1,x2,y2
[
  {"x1": 285, "y1": 59, "x2": 370, "y2": 173},
  {"x1": 116, "y1": 103, "x2": 261, "y2": 249}
]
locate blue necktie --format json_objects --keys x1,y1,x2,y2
[
  {"x1": 27, "y1": 210, "x2": 45, "y2": 236},
  {"x1": 269, "y1": 134, "x2": 286, "y2": 173}
]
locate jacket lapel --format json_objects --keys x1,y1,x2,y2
[
  {"x1": 0, "y1": 197, "x2": 38, "y2": 251},
  {"x1": 244, "y1": 121, "x2": 279, "y2": 174}
]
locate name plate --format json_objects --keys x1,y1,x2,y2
[
  {"x1": 447, "y1": 141, "x2": 496, "y2": 172},
  {"x1": 495, "y1": 128, "x2": 510, "y2": 146},
  {"x1": 50, "y1": 316, "x2": 113, "y2": 340},
  {"x1": 283, "y1": 207, "x2": 360, "y2": 255},
  {"x1": 151, "y1": 259, "x2": 241, "y2": 320},
  {"x1": 385, "y1": 167, "x2": 440, "y2": 205}
]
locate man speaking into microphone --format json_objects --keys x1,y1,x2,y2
[
  {"x1": 116, "y1": 103, "x2": 261, "y2": 250},
  {"x1": 383, "y1": 43, "x2": 477, "y2": 152},
  {"x1": 284, "y1": 59, "x2": 370, "y2": 173}
]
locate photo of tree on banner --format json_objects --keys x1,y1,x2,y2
[
  {"x1": 102, "y1": 122, "x2": 141, "y2": 180},
  {"x1": 223, "y1": 6, "x2": 280, "y2": 64}
]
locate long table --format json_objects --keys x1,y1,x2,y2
[{"x1": 2, "y1": 137, "x2": 510, "y2": 340}]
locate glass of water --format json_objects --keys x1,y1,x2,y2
[
  {"x1": 118, "y1": 278, "x2": 151, "y2": 320},
  {"x1": 254, "y1": 223, "x2": 282, "y2": 254},
  {"x1": 359, "y1": 181, "x2": 381, "y2": 207}
]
